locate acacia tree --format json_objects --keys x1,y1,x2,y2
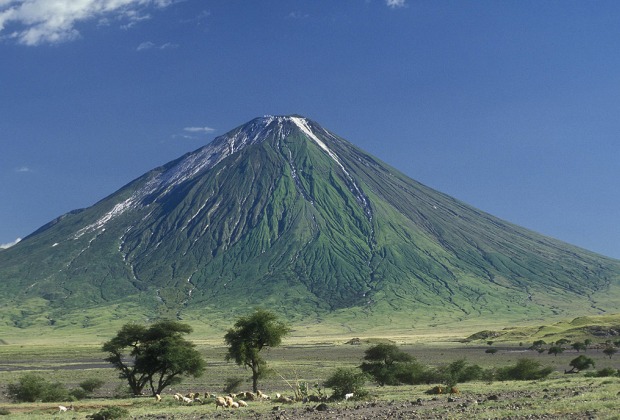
[
  {"x1": 224, "y1": 309, "x2": 291, "y2": 393},
  {"x1": 566, "y1": 355, "x2": 595, "y2": 374},
  {"x1": 571, "y1": 342, "x2": 587, "y2": 353},
  {"x1": 360, "y1": 343, "x2": 421, "y2": 386},
  {"x1": 102, "y1": 321, "x2": 205, "y2": 396},
  {"x1": 603, "y1": 347, "x2": 617, "y2": 359}
]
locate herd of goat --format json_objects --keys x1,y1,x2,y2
[
  {"x1": 163, "y1": 389, "x2": 334, "y2": 409},
  {"x1": 56, "y1": 389, "x2": 355, "y2": 413}
]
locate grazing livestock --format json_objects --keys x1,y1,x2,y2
[
  {"x1": 237, "y1": 400, "x2": 248, "y2": 407},
  {"x1": 215, "y1": 396, "x2": 228, "y2": 409},
  {"x1": 58, "y1": 404, "x2": 73, "y2": 413},
  {"x1": 229, "y1": 401, "x2": 240, "y2": 409},
  {"x1": 154, "y1": 394, "x2": 161, "y2": 402},
  {"x1": 236, "y1": 391, "x2": 256, "y2": 401},
  {"x1": 345, "y1": 392, "x2": 354, "y2": 400}
]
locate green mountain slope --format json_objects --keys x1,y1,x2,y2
[{"x1": 1, "y1": 116, "x2": 619, "y2": 335}]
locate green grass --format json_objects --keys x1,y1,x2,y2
[
  {"x1": 1, "y1": 336, "x2": 619, "y2": 418},
  {"x1": 466, "y1": 313, "x2": 620, "y2": 344}
]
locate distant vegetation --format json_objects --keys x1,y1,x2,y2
[{"x1": 2, "y1": 311, "x2": 620, "y2": 418}]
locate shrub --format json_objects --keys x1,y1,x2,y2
[
  {"x1": 361, "y1": 359, "x2": 427, "y2": 386},
  {"x1": 323, "y1": 368, "x2": 368, "y2": 400},
  {"x1": 87, "y1": 406, "x2": 129, "y2": 419},
  {"x1": 7, "y1": 374, "x2": 69, "y2": 402},
  {"x1": 7, "y1": 374, "x2": 46, "y2": 402},
  {"x1": 69, "y1": 388, "x2": 89, "y2": 400},
  {"x1": 42, "y1": 384, "x2": 70, "y2": 402},
  {"x1": 360, "y1": 343, "x2": 421, "y2": 386},
  {"x1": 584, "y1": 368, "x2": 620, "y2": 378},
  {"x1": 496, "y1": 359, "x2": 553, "y2": 381},
  {"x1": 428, "y1": 359, "x2": 483, "y2": 386},
  {"x1": 223, "y1": 377, "x2": 244, "y2": 394},
  {"x1": 112, "y1": 384, "x2": 132, "y2": 399},
  {"x1": 393, "y1": 362, "x2": 430, "y2": 385},
  {"x1": 0, "y1": 408, "x2": 10, "y2": 416},
  {"x1": 79, "y1": 378, "x2": 105, "y2": 393}
]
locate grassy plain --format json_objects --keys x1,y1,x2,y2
[{"x1": 1, "y1": 318, "x2": 620, "y2": 418}]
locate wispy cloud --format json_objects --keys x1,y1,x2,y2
[
  {"x1": 386, "y1": 0, "x2": 407, "y2": 8},
  {"x1": 0, "y1": 0, "x2": 176, "y2": 46},
  {"x1": 15, "y1": 166, "x2": 32, "y2": 173},
  {"x1": 172, "y1": 125, "x2": 216, "y2": 141},
  {"x1": 0, "y1": 237, "x2": 21, "y2": 249},
  {"x1": 137, "y1": 40, "x2": 178, "y2": 51},
  {"x1": 137, "y1": 40, "x2": 155, "y2": 51},
  {"x1": 184, "y1": 126, "x2": 216, "y2": 134}
]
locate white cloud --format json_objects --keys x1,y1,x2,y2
[
  {"x1": 15, "y1": 166, "x2": 32, "y2": 172},
  {"x1": 137, "y1": 40, "x2": 178, "y2": 50},
  {"x1": 386, "y1": 0, "x2": 407, "y2": 8},
  {"x1": 137, "y1": 40, "x2": 155, "y2": 50},
  {"x1": 0, "y1": 237, "x2": 21, "y2": 249},
  {"x1": 159, "y1": 41, "x2": 177, "y2": 49},
  {"x1": 0, "y1": 0, "x2": 175, "y2": 46},
  {"x1": 184, "y1": 126, "x2": 216, "y2": 134}
]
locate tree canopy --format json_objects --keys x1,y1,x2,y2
[
  {"x1": 102, "y1": 320, "x2": 205, "y2": 396},
  {"x1": 566, "y1": 355, "x2": 595, "y2": 373},
  {"x1": 224, "y1": 309, "x2": 290, "y2": 392},
  {"x1": 359, "y1": 343, "x2": 422, "y2": 386}
]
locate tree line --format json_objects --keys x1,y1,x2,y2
[{"x1": 6, "y1": 310, "x2": 620, "y2": 404}]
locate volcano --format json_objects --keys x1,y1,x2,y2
[{"x1": 1, "y1": 115, "x2": 619, "y2": 333}]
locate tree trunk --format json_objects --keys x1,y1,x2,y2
[{"x1": 252, "y1": 368, "x2": 259, "y2": 393}]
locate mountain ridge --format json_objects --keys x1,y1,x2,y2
[{"x1": 1, "y1": 115, "x2": 619, "y2": 335}]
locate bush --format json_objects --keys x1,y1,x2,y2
[
  {"x1": 79, "y1": 378, "x2": 105, "y2": 393},
  {"x1": 69, "y1": 388, "x2": 89, "y2": 400},
  {"x1": 496, "y1": 359, "x2": 553, "y2": 381},
  {"x1": 7, "y1": 374, "x2": 69, "y2": 402},
  {"x1": 425, "y1": 360, "x2": 484, "y2": 386},
  {"x1": 112, "y1": 384, "x2": 133, "y2": 399},
  {"x1": 584, "y1": 368, "x2": 620, "y2": 378},
  {"x1": 392, "y1": 362, "x2": 430, "y2": 385},
  {"x1": 87, "y1": 406, "x2": 129, "y2": 419},
  {"x1": 323, "y1": 368, "x2": 368, "y2": 400},
  {"x1": 0, "y1": 408, "x2": 10, "y2": 416},
  {"x1": 7, "y1": 374, "x2": 46, "y2": 402},
  {"x1": 223, "y1": 377, "x2": 244, "y2": 394},
  {"x1": 361, "y1": 359, "x2": 427, "y2": 386},
  {"x1": 360, "y1": 343, "x2": 421, "y2": 386},
  {"x1": 42, "y1": 383, "x2": 70, "y2": 402}
]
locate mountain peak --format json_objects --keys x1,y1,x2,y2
[{"x1": 2, "y1": 115, "x2": 619, "y2": 334}]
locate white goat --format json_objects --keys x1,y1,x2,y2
[{"x1": 58, "y1": 404, "x2": 73, "y2": 413}]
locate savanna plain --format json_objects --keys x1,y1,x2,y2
[{"x1": 1, "y1": 317, "x2": 619, "y2": 419}]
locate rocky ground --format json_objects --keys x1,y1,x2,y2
[{"x1": 127, "y1": 386, "x2": 615, "y2": 419}]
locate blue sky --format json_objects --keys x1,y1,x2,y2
[{"x1": 1, "y1": 0, "x2": 619, "y2": 259}]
